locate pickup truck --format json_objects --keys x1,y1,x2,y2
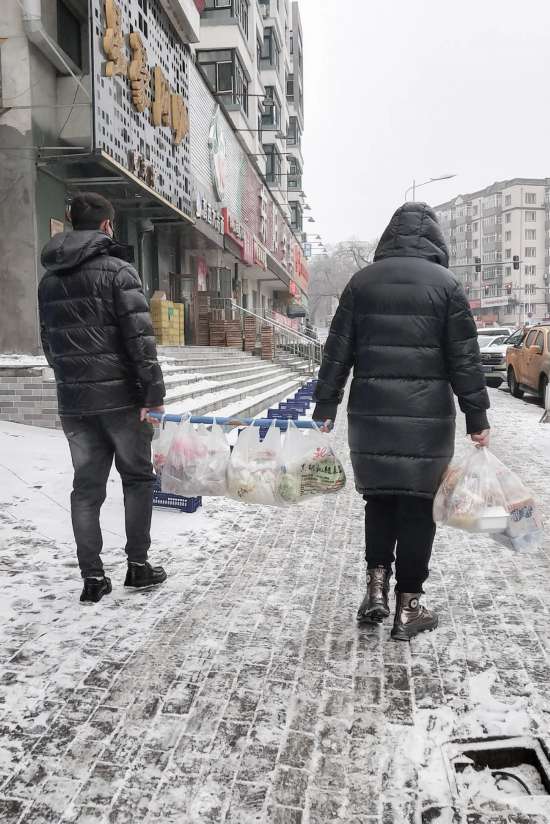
[{"x1": 506, "y1": 324, "x2": 550, "y2": 403}]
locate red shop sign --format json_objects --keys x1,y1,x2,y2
[{"x1": 222, "y1": 207, "x2": 244, "y2": 248}]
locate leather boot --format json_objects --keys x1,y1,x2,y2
[
  {"x1": 124, "y1": 561, "x2": 167, "y2": 589},
  {"x1": 356, "y1": 566, "x2": 391, "y2": 624},
  {"x1": 391, "y1": 592, "x2": 438, "y2": 641}
]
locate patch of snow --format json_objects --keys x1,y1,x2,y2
[{"x1": 0, "y1": 354, "x2": 48, "y2": 368}]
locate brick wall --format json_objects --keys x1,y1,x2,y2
[{"x1": 0, "y1": 368, "x2": 60, "y2": 429}]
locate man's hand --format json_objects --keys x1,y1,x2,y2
[
  {"x1": 140, "y1": 405, "x2": 165, "y2": 423},
  {"x1": 470, "y1": 429, "x2": 490, "y2": 448},
  {"x1": 316, "y1": 419, "x2": 333, "y2": 433}
]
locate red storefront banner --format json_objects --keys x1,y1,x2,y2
[
  {"x1": 469, "y1": 299, "x2": 481, "y2": 309},
  {"x1": 243, "y1": 229, "x2": 254, "y2": 265},
  {"x1": 253, "y1": 238, "x2": 268, "y2": 270},
  {"x1": 222, "y1": 208, "x2": 244, "y2": 248}
]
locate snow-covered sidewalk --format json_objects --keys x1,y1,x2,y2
[{"x1": 0, "y1": 389, "x2": 549, "y2": 823}]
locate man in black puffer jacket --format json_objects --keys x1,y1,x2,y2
[
  {"x1": 39, "y1": 192, "x2": 167, "y2": 603},
  {"x1": 313, "y1": 203, "x2": 490, "y2": 640}
]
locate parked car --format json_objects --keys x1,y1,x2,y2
[
  {"x1": 477, "y1": 326, "x2": 514, "y2": 339},
  {"x1": 479, "y1": 330, "x2": 523, "y2": 388},
  {"x1": 506, "y1": 324, "x2": 550, "y2": 403}
]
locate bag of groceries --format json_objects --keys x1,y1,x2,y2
[
  {"x1": 227, "y1": 422, "x2": 284, "y2": 506},
  {"x1": 161, "y1": 418, "x2": 230, "y2": 497},
  {"x1": 152, "y1": 417, "x2": 175, "y2": 475},
  {"x1": 433, "y1": 444, "x2": 543, "y2": 550},
  {"x1": 278, "y1": 420, "x2": 346, "y2": 503}
]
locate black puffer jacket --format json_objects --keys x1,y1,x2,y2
[
  {"x1": 313, "y1": 203, "x2": 490, "y2": 498},
  {"x1": 38, "y1": 230, "x2": 165, "y2": 416}
]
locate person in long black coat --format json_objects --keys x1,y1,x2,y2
[{"x1": 313, "y1": 203, "x2": 490, "y2": 640}]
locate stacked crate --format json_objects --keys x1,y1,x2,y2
[
  {"x1": 209, "y1": 319, "x2": 226, "y2": 347},
  {"x1": 150, "y1": 294, "x2": 171, "y2": 346},
  {"x1": 225, "y1": 320, "x2": 242, "y2": 349},
  {"x1": 243, "y1": 317, "x2": 257, "y2": 352},
  {"x1": 197, "y1": 294, "x2": 210, "y2": 346},
  {"x1": 261, "y1": 324, "x2": 275, "y2": 360}
]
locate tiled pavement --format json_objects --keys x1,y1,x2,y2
[{"x1": 0, "y1": 389, "x2": 549, "y2": 823}]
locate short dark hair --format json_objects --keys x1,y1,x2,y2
[{"x1": 69, "y1": 192, "x2": 115, "y2": 230}]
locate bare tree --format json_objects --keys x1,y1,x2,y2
[{"x1": 308, "y1": 237, "x2": 378, "y2": 325}]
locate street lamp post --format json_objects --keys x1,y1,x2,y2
[{"x1": 405, "y1": 174, "x2": 457, "y2": 202}]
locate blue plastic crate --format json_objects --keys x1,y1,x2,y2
[
  {"x1": 267, "y1": 409, "x2": 297, "y2": 420},
  {"x1": 276, "y1": 403, "x2": 300, "y2": 417},
  {"x1": 153, "y1": 478, "x2": 202, "y2": 513}
]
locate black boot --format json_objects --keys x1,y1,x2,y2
[
  {"x1": 124, "y1": 561, "x2": 167, "y2": 589},
  {"x1": 80, "y1": 577, "x2": 112, "y2": 604},
  {"x1": 391, "y1": 592, "x2": 438, "y2": 641},
  {"x1": 357, "y1": 566, "x2": 392, "y2": 624}
]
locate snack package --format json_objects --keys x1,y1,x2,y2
[
  {"x1": 227, "y1": 423, "x2": 283, "y2": 506},
  {"x1": 434, "y1": 444, "x2": 543, "y2": 549},
  {"x1": 162, "y1": 419, "x2": 229, "y2": 497},
  {"x1": 278, "y1": 420, "x2": 346, "y2": 503}
]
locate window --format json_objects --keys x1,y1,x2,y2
[
  {"x1": 57, "y1": 0, "x2": 83, "y2": 68},
  {"x1": 525, "y1": 247, "x2": 537, "y2": 257},
  {"x1": 505, "y1": 231, "x2": 512, "y2": 242},
  {"x1": 505, "y1": 194, "x2": 512, "y2": 206},
  {"x1": 256, "y1": 38, "x2": 262, "y2": 71},
  {"x1": 197, "y1": 49, "x2": 249, "y2": 114},
  {"x1": 525, "y1": 192, "x2": 537, "y2": 205},
  {"x1": 525, "y1": 330, "x2": 539, "y2": 348},
  {"x1": 290, "y1": 34, "x2": 294, "y2": 55},
  {"x1": 204, "y1": 0, "x2": 249, "y2": 35},
  {"x1": 525, "y1": 284, "x2": 537, "y2": 295},
  {"x1": 261, "y1": 28, "x2": 280, "y2": 71},
  {"x1": 286, "y1": 74, "x2": 294, "y2": 100},
  {"x1": 472, "y1": 222, "x2": 478, "y2": 232},
  {"x1": 525, "y1": 265, "x2": 537, "y2": 276},
  {"x1": 287, "y1": 156, "x2": 302, "y2": 190},
  {"x1": 525, "y1": 210, "x2": 537, "y2": 222},
  {"x1": 505, "y1": 266, "x2": 511, "y2": 277},
  {"x1": 505, "y1": 248, "x2": 512, "y2": 259},
  {"x1": 473, "y1": 239, "x2": 479, "y2": 249},
  {"x1": 262, "y1": 87, "x2": 281, "y2": 128},
  {"x1": 473, "y1": 205, "x2": 479, "y2": 216},
  {"x1": 263, "y1": 143, "x2": 282, "y2": 183},
  {"x1": 290, "y1": 202, "x2": 303, "y2": 232},
  {"x1": 505, "y1": 213, "x2": 512, "y2": 224},
  {"x1": 287, "y1": 115, "x2": 300, "y2": 146},
  {"x1": 526, "y1": 228, "x2": 537, "y2": 240}
]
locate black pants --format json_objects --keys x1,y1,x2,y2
[
  {"x1": 364, "y1": 495, "x2": 436, "y2": 593},
  {"x1": 61, "y1": 408, "x2": 155, "y2": 579}
]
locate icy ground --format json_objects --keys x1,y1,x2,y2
[{"x1": 0, "y1": 389, "x2": 549, "y2": 823}]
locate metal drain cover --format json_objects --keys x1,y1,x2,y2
[{"x1": 442, "y1": 736, "x2": 550, "y2": 810}]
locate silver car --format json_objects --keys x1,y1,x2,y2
[{"x1": 479, "y1": 330, "x2": 524, "y2": 387}]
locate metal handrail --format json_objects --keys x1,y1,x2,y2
[{"x1": 208, "y1": 298, "x2": 323, "y2": 373}]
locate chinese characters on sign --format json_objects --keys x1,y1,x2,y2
[
  {"x1": 195, "y1": 192, "x2": 224, "y2": 235},
  {"x1": 128, "y1": 150, "x2": 155, "y2": 188},
  {"x1": 101, "y1": 0, "x2": 189, "y2": 146}
]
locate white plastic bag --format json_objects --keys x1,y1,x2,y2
[
  {"x1": 162, "y1": 419, "x2": 229, "y2": 497},
  {"x1": 278, "y1": 421, "x2": 346, "y2": 504},
  {"x1": 227, "y1": 423, "x2": 283, "y2": 506},
  {"x1": 152, "y1": 417, "x2": 176, "y2": 475},
  {"x1": 434, "y1": 445, "x2": 543, "y2": 550}
]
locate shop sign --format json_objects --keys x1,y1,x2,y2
[
  {"x1": 481, "y1": 296, "x2": 508, "y2": 308},
  {"x1": 209, "y1": 106, "x2": 227, "y2": 202},
  {"x1": 195, "y1": 192, "x2": 224, "y2": 234},
  {"x1": 243, "y1": 229, "x2": 254, "y2": 265},
  {"x1": 469, "y1": 298, "x2": 481, "y2": 309},
  {"x1": 222, "y1": 208, "x2": 245, "y2": 247},
  {"x1": 253, "y1": 239, "x2": 268, "y2": 271},
  {"x1": 289, "y1": 281, "x2": 298, "y2": 297},
  {"x1": 100, "y1": 0, "x2": 188, "y2": 146},
  {"x1": 128, "y1": 150, "x2": 155, "y2": 188}
]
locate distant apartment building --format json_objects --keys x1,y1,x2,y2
[
  {"x1": 196, "y1": 0, "x2": 306, "y2": 239},
  {"x1": 435, "y1": 179, "x2": 550, "y2": 327}
]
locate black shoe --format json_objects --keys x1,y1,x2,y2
[
  {"x1": 124, "y1": 561, "x2": 167, "y2": 589},
  {"x1": 80, "y1": 577, "x2": 112, "y2": 604}
]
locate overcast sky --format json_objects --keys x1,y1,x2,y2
[{"x1": 299, "y1": 0, "x2": 550, "y2": 245}]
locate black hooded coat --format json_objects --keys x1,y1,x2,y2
[
  {"x1": 38, "y1": 230, "x2": 165, "y2": 416},
  {"x1": 313, "y1": 203, "x2": 490, "y2": 498}
]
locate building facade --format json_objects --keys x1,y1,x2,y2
[
  {"x1": 0, "y1": 0, "x2": 308, "y2": 353},
  {"x1": 435, "y1": 179, "x2": 550, "y2": 328}
]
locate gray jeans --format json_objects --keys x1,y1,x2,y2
[{"x1": 61, "y1": 408, "x2": 155, "y2": 578}]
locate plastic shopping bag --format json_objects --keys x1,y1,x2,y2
[
  {"x1": 278, "y1": 420, "x2": 346, "y2": 503},
  {"x1": 434, "y1": 444, "x2": 543, "y2": 550},
  {"x1": 152, "y1": 417, "x2": 176, "y2": 475},
  {"x1": 162, "y1": 418, "x2": 230, "y2": 497},
  {"x1": 227, "y1": 423, "x2": 283, "y2": 506}
]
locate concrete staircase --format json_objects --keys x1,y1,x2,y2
[{"x1": 157, "y1": 346, "x2": 313, "y2": 419}]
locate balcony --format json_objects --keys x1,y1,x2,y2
[
  {"x1": 159, "y1": 0, "x2": 201, "y2": 43},
  {"x1": 483, "y1": 239, "x2": 502, "y2": 254}
]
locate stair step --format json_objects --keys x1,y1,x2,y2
[
  {"x1": 164, "y1": 365, "x2": 290, "y2": 403},
  {"x1": 166, "y1": 373, "x2": 304, "y2": 417}
]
